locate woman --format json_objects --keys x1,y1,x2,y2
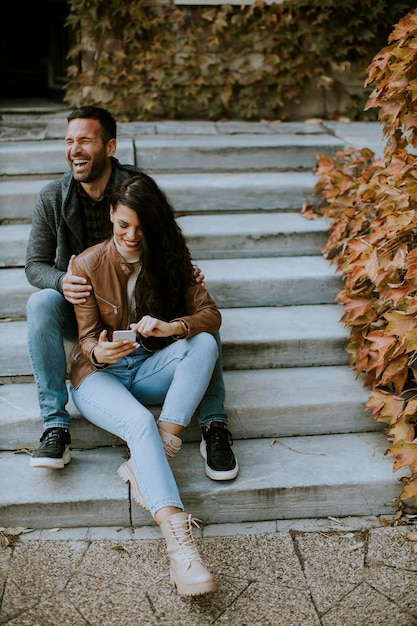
[{"x1": 68, "y1": 173, "x2": 220, "y2": 596}]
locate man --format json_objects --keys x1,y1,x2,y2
[{"x1": 25, "y1": 105, "x2": 238, "y2": 481}]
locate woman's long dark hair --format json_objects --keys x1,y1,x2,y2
[{"x1": 109, "y1": 173, "x2": 194, "y2": 324}]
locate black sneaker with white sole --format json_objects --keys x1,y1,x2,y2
[
  {"x1": 200, "y1": 420, "x2": 239, "y2": 481},
  {"x1": 30, "y1": 427, "x2": 71, "y2": 469}
]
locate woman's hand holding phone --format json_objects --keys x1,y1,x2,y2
[{"x1": 92, "y1": 329, "x2": 138, "y2": 364}]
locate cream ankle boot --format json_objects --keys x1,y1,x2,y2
[
  {"x1": 117, "y1": 458, "x2": 149, "y2": 510},
  {"x1": 160, "y1": 512, "x2": 217, "y2": 596},
  {"x1": 158, "y1": 427, "x2": 182, "y2": 460},
  {"x1": 117, "y1": 428, "x2": 182, "y2": 508}
]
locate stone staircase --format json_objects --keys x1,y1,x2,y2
[{"x1": 0, "y1": 113, "x2": 401, "y2": 529}]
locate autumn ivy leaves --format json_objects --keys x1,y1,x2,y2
[
  {"x1": 64, "y1": 0, "x2": 415, "y2": 121},
  {"x1": 303, "y1": 9, "x2": 417, "y2": 507}
]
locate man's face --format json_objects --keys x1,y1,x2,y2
[{"x1": 65, "y1": 118, "x2": 114, "y2": 183}]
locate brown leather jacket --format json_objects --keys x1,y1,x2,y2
[{"x1": 68, "y1": 237, "x2": 221, "y2": 388}]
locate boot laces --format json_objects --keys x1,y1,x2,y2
[
  {"x1": 170, "y1": 515, "x2": 203, "y2": 564},
  {"x1": 42, "y1": 429, "x2": 67, "y2": 444},
  {"x1": 207, "y1": 424, "x2": 233, "y2": 450}
]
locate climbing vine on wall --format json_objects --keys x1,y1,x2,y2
[
  {"x1": 64, "y1": 0, "x2": 415, "y2": 120},
  {"x1": 303, "y1": 8, "x2": 417, "y2": 508}
]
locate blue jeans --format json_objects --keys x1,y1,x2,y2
[
  {"x1": 70, "y1": 334, "x2": 218, "y2": 516},
  {"x1": 26, "y1": 288, "x2": 228, "y2": 430}
]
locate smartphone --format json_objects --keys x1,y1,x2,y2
[{"x1": 112, "y1": 329, "x2": 136, "y2": 342}]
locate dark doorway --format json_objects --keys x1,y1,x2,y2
[{"x1": 0, "y1": 0, "x2": 71, "y2": 102}]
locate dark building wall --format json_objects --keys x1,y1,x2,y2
[{"x1": 1, "y1": 0, "x2": 69, "y2": 100}]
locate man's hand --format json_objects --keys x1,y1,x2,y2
[
  {"x1": 62, "y1": 255, "x2": 92, "y2": 304},
  {"x1": 192, "y1": 263, "x2": 205, "y2": 287},
  {"x1": 92, "y1": 329, "x2": 138, "y2": 364}
]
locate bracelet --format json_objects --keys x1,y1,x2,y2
[
  {"x1": 90, "y1": 347, "x2": 106, "y2": 368},
  {"x1": 172, "y1": 319, "x2": 188, "y2": 339}
]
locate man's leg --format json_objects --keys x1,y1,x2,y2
[
  {"x1": 194, "y1": 331, "x2": 239, "y2": 481},
  {"x1": 26, "y1": 289, "x2": 77, "y2": 468}
]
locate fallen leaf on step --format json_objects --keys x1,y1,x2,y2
[
  {"x1": 111, "y1": 544, "x2": 130, "y2": 553},
  {"x1": 260, "y1": 118, "x2": 282, "y2": 124},
  {"x1": 2, "y1": 527, "x2": 29, "y2": 536},
  {"x1": 303, "y1": 117, "x2": 323, "y2": 124},
  {"x1": 348, "y1": 542, "x2": 365, "y2": 551},
  {"x1": 0, "y1": 527, "x2": 34, "y2": 547},
  {"x1": 328, "y1": 516, "x2": 346, "y2": 525}
]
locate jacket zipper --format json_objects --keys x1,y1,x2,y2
[{"x1": 96, "y1": 294, "x2": 119, "y2": 314}]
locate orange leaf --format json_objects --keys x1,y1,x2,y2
[
  {"x1": 399, "y1": 478, "x2": 417, "y2": 506},
  {"x1": 387, "y1": 440, "x2": 417, "y2": 473},
  {"x1": 366, "y1": 388, "x2": 404, "y2": 423},
  {"x1": 340, "y1": 296, "x2": 374, "y2": 325},
  {"x1": 384, "y1": 311, "x2": 417, "y2": 337},
  {"x1": 378, "y1": 354, "x2": 409, "y2": 394},
  {"x1": 367, "y1": 330, "x2": 396, "y2": 360},
  {"x1": 387, "y1": 421, "x2": 415, "y2": 443},
  {"x1": 402, "y1": 397, "x2": 417, "y2": 417},
  {"x1": 404, "y1": 248, "x2": 417, "y2": 281}
]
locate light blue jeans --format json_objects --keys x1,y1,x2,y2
[
  {"x1": 26, "y1": 288, "x2": 227, "y2": 430},
  {"x1": 70, "y1": 333, "x2": 218, "y2": 516}
]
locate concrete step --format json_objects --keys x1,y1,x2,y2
[
  {"x1": 0, "y1": 304, "x2": 350, "y2": 378},
  {"x1": 0, "y1": 432, "x2": 403, "y2": 528},
  {"x1": 0, "y1": 224, "x2": 30, "y2": 267},
  {"x1": 134, "y1": 133, "x2": 344, "y2": 172},
  {"x1": 0, "y1": 366, "x2": 375, "y2": 451},
  {"x1": 201, "y1": 256, "x2": 342, "y2": 308},
  {"x1": 0, "y1": 257, "x2": 342, "y2": 318},
  {"x1": 0, "y1": 171, "x2": 316, "y2": 221},
  {"x1": 219, "y1": 305, "x2": 349, "y2": 369},
  {"x1": 0, "y1": 119, "x2": 389, "y2": 530},
  {"x1": 0, "y1": 138, "x2": 135, "y2": 177},
  {"x1": 0, "y1": 133, "x2": 343, "y2": 177},
  {"x1": 0, "y1": 116, "x2": 332, "y2": 142},
  {"x1": 178, "y1": 212, "x2": 330, "y2": 259},
  {"x1": 0, "y1": 213, "x2": 330, "y2": 267}
]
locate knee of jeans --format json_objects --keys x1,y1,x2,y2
[
  {"x1": 194, "y1": 332, "x2": 219, "y2": 361},
  {"x1": 27, "y1": 289, "x2": 65, "y2": 326},
  {"x1": 130, "y1": 408, "x2": 158, "y2": 439}
]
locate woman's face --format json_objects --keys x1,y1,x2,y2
[{"x1": 110, "y1": 203, "x2": 143, "y2": 254}]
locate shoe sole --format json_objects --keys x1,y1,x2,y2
[
  {"x1": 117, "y1": 461, "x2": 149, "y2": 510},
  {"x1": 30, "y1": 446, "x2": 71, "y2": 469},
  {"x1": 199, "y1": 439, "x2": 239, "y2": 481},
  {"x1": 171, "y1": 572, "x2": 218, "y2": 596}
]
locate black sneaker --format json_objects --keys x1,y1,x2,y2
[
  {"x1": 30, "y1": 428, "x2": 71, "y2": 469},
  {"x1": 200, "y1": 421, "x2": 239, "y2": 481}
]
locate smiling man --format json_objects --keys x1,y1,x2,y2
[{"x1": 25, "y1": 106, "x2": 238, "y2": 481}]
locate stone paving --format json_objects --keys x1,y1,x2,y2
[{"x1": 1, "y1": 517, "x2": 417, "y2": 625}]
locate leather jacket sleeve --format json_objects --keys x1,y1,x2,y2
[
  {"x1": 71, "y1": 251, "x2": 129, "y2": 364},
  {"x1": 172, "y1": 283, "x2": 221, "y2": 338}
]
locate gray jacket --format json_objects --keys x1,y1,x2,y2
[{"x1": 25, "y1": 158, "x2": 139, "y2": 291}]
